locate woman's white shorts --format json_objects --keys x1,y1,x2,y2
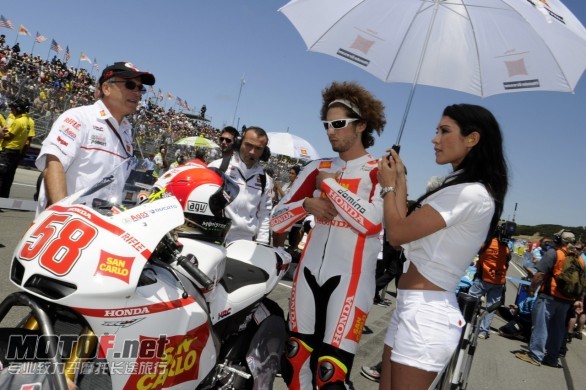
[{"x1": 384, "y1": 289, "x2": 464, "y2": 372}]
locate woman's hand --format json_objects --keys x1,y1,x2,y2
[{"x1": 378, "y1": 149, "x2": 406, "y2": 190}]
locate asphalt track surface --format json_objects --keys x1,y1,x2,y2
[{"x1": 1, "y1": 168, "x2": 585, "y2": 389}]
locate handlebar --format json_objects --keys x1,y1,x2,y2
[{"x1": 176, "y1": 254, "x2": 215, "y2": 291}]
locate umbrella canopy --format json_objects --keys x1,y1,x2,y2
[
  {"x1": 280, "y1": 0, "x2": 586, "y2": 142},
  {"x1": 280, "y1": 0, "x2": 586, "y2": 96},
  {"x1": 174, "y1": 136, "x2": 219, "y2": 148},
  {"x1": 267, "y1": 132, "x2": 321, "y2": 160}
]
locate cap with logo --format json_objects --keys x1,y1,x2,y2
[{"x1": 99, "y1": 62, "x2": 155, "y2": 85}]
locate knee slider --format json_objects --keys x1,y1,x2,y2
[
  {"x1": 317, "y1": 356, "x2": 348, "y2": 388},
  {"x1": 283, "y1": 337, "x2": 313, "y2": 385},
  {"x1": 286, "y1": 337, "x2": 313, "y2": 361}
]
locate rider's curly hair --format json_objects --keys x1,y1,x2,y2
[{"x1": 320, "y1": 81, "x2": 386, "y2": 148}]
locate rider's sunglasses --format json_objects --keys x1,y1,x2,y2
[
  {"x1": 219, "y1": 136, "x2": 233, "y2": 144},
  {"x1": 322, "y1": 118, "x2": 359, "y2": 130},
  {"x1": 108, "y1": 80, "x2": 146, "y2": 94}
]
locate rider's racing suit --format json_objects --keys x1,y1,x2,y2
[{"x1": 271, "y1": 154, "x2": 383, "y2": 389}]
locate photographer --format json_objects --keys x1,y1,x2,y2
[{"x1": 468, "y1": 221, "x2": 514, "y2": 339}]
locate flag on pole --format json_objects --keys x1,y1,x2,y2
[
  {"x1": 167, "y1": 92, "x2": 174, "y2": 100},
  {"x1": 50, "y1": 39, "x2": 63, "y2": 52},
  {"x1": 35, "y1": 32, "x2": 47, "y2": 43},
  {"x1": 18, "y1": 25, "x2": 30, "y2": 36},
  {"x1": 148, "y1": 86, "x2": 155, "y2": 94},
  {"x1": 158, "y1": 89, "x2": 163, "y2": 100},
  {"x1": 93, "y1": 58, "x2": 99, "y2": 72},
  {"x1": 184, "y1": 100, "x2": 191, "y2": 111},
  {"x1": 65, "y1": 46, "x2": 71, "y2": 62},
  {"x1": 80, "y1": 53, "x2": 91, "y2": 63},
  {"x1": 176, "y1": 97, "x2": 184, "y2": 107},
  {"x1": 0, "y1": 15, "x2": 15, "y2": 30}
]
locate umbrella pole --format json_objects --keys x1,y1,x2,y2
[
  {"x1": 395, "y1": 1, "x2": 441, "y2": 146},
  {"x1": 396, "y1": 83, "x2": 418, "y2": 146}
]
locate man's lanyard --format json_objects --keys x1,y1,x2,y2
[{"x1": 105, "y1": 118, "x2": 133, "y2": 159}]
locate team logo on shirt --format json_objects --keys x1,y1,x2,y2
[
  {"x1": 63, "y1": 117, "x2": 80, "y2": 130},
  {"x1": 93, "y1": 125, "x2": 104, "y2": 132},
  {"x1": 90, "y1": 134, "x2": 107, "y2": 146},
  {"x1": 56, "y1": 136, "x2": 68, "y2": 146},
  {"x1": 319, "y1": 160, "x2": 333, "y2": 169},
  {"x1": 59, "y1": 125, "x2": 77, "y2": 141}
]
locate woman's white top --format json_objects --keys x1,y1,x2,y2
[{"x1": 403, "y1": 182, "x2": 495, "y2": 292}]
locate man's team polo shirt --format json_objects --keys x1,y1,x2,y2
[{"x1": 35, "y1": 100, "x2": 133, "y2": 211}]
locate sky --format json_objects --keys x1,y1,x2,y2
[{"x1": 1, "y1": 0, "x2": 585, "y2": 227}]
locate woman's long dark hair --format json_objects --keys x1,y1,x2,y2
[{"x1": 408, "y1": 104, "x2": 508, "y2": 249}]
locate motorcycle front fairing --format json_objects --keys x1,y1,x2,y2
[{"x1": 6, "y1": 161, "x2": 219, "y2": 389}]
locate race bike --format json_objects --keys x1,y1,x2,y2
[{"x1": 0, "y1": 162, "x2": 291, "y2": 389}]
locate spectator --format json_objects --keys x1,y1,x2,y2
[
  {"x1": 272, "y1": 81, "x2": 386, "y2": 388},
  {"x1": 468, "y1": 226, "x2": 512, "y2": 339},
  {"x1": 378, "y1": 104, "x2": 508, "y2": 389},
  {"x1": 208, "y1": 126, "x2": 273, "y2": 245},
  {"x1": 566, "y1": 294, "x2": 585, "y2": 342},
  {"x1": 274, "y1": 165, "x2": 304, "y2": 255},
  {"x1": 515, "y1": 230, "x2": 581, "y2": 368},
  {"x1": 169, "y1": 154, "x2": 186, "y2": 169},
  {"x1": 35, "y1": 62, "x2": 155, "y2": 212},
  {"x1": 153, "y1": 145, "x2": 168, "y2": 178},
  {"x1": 0, "y1": 98, "x2": 32, "y2": 197},
  {"x1": 218, "y1": 125, "x2": 239, "y2": 160},
  {"x1": 142, "y1": 153, "x2": 156, "y2": 171},
  {"x1": 194, "y1": 148, "x2": 207, "y2": 164},
  {"x1": 523, "y1": 241, "x2": 542, "y2": 276},
  {"x1": 568, "y1": 290, "x2": 585, "y2": 341}
]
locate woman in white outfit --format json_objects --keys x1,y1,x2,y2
[{"x1": 377, "y1": 104, "x2": 509, "y2": 389}]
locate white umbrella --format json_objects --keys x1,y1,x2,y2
[
  {"x1": 280, "y1": 0, "x2": 586, "y2": 143},
  {"x1": 267, "y1": 132, "x2": 320, "y2": 160},
  {"x1": 174, "y1": 136, "x2": 219, "y2": 148}
]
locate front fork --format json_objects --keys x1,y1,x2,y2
[{"x1": 6, "y1": 294, "x2": 98, "y2": 388}]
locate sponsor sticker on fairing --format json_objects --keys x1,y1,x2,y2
[{"x1": 94, "y1": 250, "x2": 136, "y2": 284}]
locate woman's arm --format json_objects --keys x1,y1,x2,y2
[{"x1": 378, "y1": 150, "x2": 446, "y2": 246}]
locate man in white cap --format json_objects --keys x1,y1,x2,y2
[{"x1": 35, "y1": 62, "x2": 155, "y2": 213}]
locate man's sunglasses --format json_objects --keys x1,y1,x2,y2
[
  {"x1": 322, "y1": 118, "x2": 359, "y2": 130},
  {"x1": 219, "y1": 136, "x2": 233, "y2": 144},
  {"x1": 108, "y1": 80, "x2": 146, "y2": 94}
]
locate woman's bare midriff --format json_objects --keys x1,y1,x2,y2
[{"x1": 397, "y1": 261, "x2": 444, "y2": 291}]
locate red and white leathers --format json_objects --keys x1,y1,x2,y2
[{"x1": 271, "y1": 153, "x2": 383, "y2": 389}]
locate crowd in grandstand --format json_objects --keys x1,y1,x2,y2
[{"x1": 0, "y1": 42, "x2": 301, "y2": 181}]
